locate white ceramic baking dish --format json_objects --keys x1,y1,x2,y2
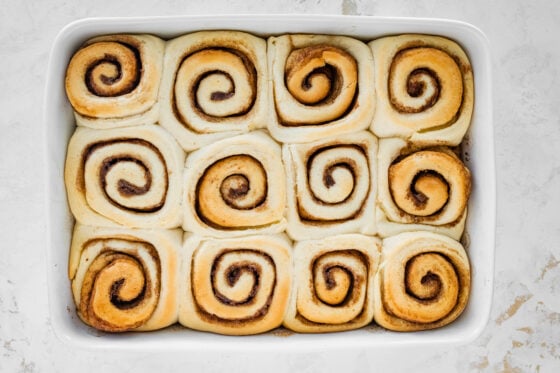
[{"x1": 44, "y1": 14, "x2": 495, "y2": 350}]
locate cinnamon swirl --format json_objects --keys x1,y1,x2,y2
[
  {"x1": 65, "y1": 34, "x2": 164, "y2": 129},
  {"x1": 159, "y1": 31, "x2": 268, "y2": 151},
  {"x1": 284, "y1": 234, "x2": 380, "y2": 333},
  {"x1": 373, "y1": 231, "x2": 471, "y2": 331},
  {"x1": 182, "y1": 131, "x2": 286, "y2": 237},
  {"x1": 283, "y1": 131, "x2": 377, "y2": 240},
  {"x1": 65, "y1": 125, "x2": 185, "y2": 228},
  {"x1": 267, "y1": 34, "x2": 375, "y2": 143},
  {"x1": 369, "y1": 34, "x2": 474, "y2": 145},
  {"x1": 68, "y1": 224, "x2": 181, "y2": 332},
  {"x1": 179, "y1": 234, "x2": 292, "y2": 335},
  {"x1": 377, "y1": 138, "x2": 471, "y2": 239}
]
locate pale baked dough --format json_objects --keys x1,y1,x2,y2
[
  {"x1": 369, "y1": 34, "x2": 474, "y2": 146},
  {"x1": 376, "y1": 137, "x2": 470, "y2": 239},
  {"x1": 267, "y1": 34, "x2": 375, "y2": 143},
  {"x1": 373, "y1": 231, "x2": 470, "y2": 331},
  {"x1": 283, "y1": 234, "x2": 380, "y2": 333},
  {"x1": 179, "y1": 234, "x2": 292, "y2": 335},
  {"x1": 182, "y1": 131, "x2": 286, "y2": 237},
  {"x1": 65, "y1": 34, "x2": 164, "y2": 129},
  {"x1": 69, "y1": 224, "x2": 181, "y2": 332},
  {"x1": 283, "y1": 131, "x2": 377, "y2": 240},
  {"x1": 65, "y1": 124, "x2": 185, "y2": 228},
  {"x1": 159, "y1": 31, "x2": 268, "y2": 151}
]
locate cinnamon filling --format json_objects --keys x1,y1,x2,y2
[
  {"x1": 85, "y1": 43, "x2": 142, "y2": 97},
  {"x1": 179, "y1": 47, "x2": 257, "y2": 122},
  {"x1": 193, "y1": 249, "x2": 277, "y2": 325},
  {"x1": 78, "y1": 240, "x2": 161, "y2": 332},
  {"x1": 297, "y1": 144, "x2": 369, "y2": 224},
  {"x1": 408, "y1": 170, "x2": 449, "y2": 210},
  {"x1": 195, "y1": 155, "x2": 270, "y2": 229},
  {"x1": 81, "y1": 138, "x2": 168, "y2": 213}
]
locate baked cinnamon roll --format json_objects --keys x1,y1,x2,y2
[
  {"x1": 283, "y1": 131, "x2": 377, "y2": 240},
  {"x1": 267, "y1": 34, "x2": 375, "y2": 143},
  {"x1": 179, "y1": 234, "x2": 292, "y2": 335},
  {"x1": 369, "y1": 34, "x2": 474, "y2": 145},
  {"x1": 377, "y1": 138, "x2": 471, "y2": 239},
  {"x1": 65, "y1": 34, "x2": 164, "y2": 129},
  {"x1": 159, "y1": 31, "x2": 268, "y2": 150},
  {"x1": 68, "y1": 224, "x2": 181, "y2": 332},
  {"x1": 373, "y1": 231, "x2": 471, "y2": 331},
  {"x1": 284, "y1": 234, "x2": 380, "y2": 333},
  {"x1": 182, "y1": 131, "x2": 286, "y2": 237},
  {"x1": 65, "y1": 125, "x2": 185, "y2": 228}
]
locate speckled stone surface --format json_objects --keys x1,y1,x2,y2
[{"x1": 1, "y1": 0, "x2": 559, "y2": 372}]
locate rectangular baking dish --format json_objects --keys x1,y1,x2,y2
[{"x1": 44, "y1": 14, "x2": 495, "y2": 351}]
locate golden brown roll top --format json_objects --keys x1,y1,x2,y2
[
  {"x1": 182, "y1": 131, "x2": 286, "y2": 237},
  {"x1": 388, "y1": 150, "x2": 470, "y2": 221},
  {"x1": 268, "y1": 34, "x2": 375, "y2": 143},
  {"x1": 370, "y1": 34, "x2": 474, "y2": 146},
  {"x1": 179, "y1": 234, "x2": 292, "y2": 335},
  {"x1": 159, "y1": 31, "x2": 268, "y2": 151},
  {"x1": 373, "y1": 231, "x2": 470, "y2": 331},
  {"x1": 283, "y1": 131, "x2": 377, "y2": 240},
  {"x1": 65, "y1": 34, "x2": 164, "y2": 129},
  {"x1": 68, "y1": 224, "x2": 181, "y2": 332},
  {"x1": 64, "y1": 125, "x2": 185, "y2": 229},
  {"x1": 377, "y1": 138, "x2": 471, "y2": 239},
  {"x1": 284, "y1": 234, "x2": 380, "y2": 333},
  {"x1": 284, "y1": 45, "x2": 357, "y2": 121}
]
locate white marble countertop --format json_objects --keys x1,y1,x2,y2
[{"x1": 1, "y1": 0, "x2": 559, "y2": 371}]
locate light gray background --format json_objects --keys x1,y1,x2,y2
[{"x1": 1, "y1": 0, "x2": 559, "y2": 372}]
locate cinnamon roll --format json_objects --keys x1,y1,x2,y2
[
  {"x1": 284, "y1": 234, "x2": 380, "y2": 333},
  {"x1": 65, "y1": 34, "x2": 164, "y2": 129},
  {"x1": 373, "y1": 231, "x2": 471, "y2": 331},
  {"x1": 283, "y1": 131, "x2": 377, "y2": 240},
  {"x1": 68, "y1": 224, "x2": 181, "y2": 332},
  {"x1": 65, "y1": 125, "x2": 185, "y2": 228},
  {"x1": 159, "y1": 31, "x2": 268, "y2": 151},
  {"x1": 182, "y1": 131, "x2": 286, "y2": 237},
  {"x1": 267, "y1": 34, "x2": 375, "y2": 143},
  {"x1": 377, "y1": 138, "x2": 471, "y2": 239},
  {"x1": 179, "y1": 234, "x2": 292, "y2": 335},
  {"x1": 369, "y1": 34, "x2": 474, "y2": 146}
]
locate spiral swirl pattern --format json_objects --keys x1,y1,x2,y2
[
  {"x1": 196, "y1": 155, "x2": 267, "y2": 228},
  {"x1": 84, "y1": 139, "x2": 167, "y2": 213},
  {"x1": 195, "y1": 249, "x2": 275, "y2": 319},
  {"x1": 373, "y1": 232, "x2": 470, "y2": 331},
  {"x1": 283, "y1": 45, "x2": 357, "y2": 124},
  {"x1": 369, "y1": 34, "x2": 474, "y2": 145},
  {"x1": 175, "y1": 49, "x2": 257, "y2": 122},
  {"x1": 77, "y1": 241, "x2": 160, "y2": 332},
  {"x1": 159, "y1": 31, "x2": 268, "y2": 151},
  {"x1": 180, "y1": 235, "x2": 291, "y2": 335},
  {"x1": 376, "y1": 138, "x2": 470, "y2": 239},
  {"x1": 79, "y1": 42, "x2": 140, "y2": 98},
  {"x1": 284, "y1": 131, "x2": 377, "y2": 240},
  {"x1": 268, "y1": 35, "x2": 375, "y2": 143},
  {"x1": 65, "y1": 34, "x2": 164, "y2": 128},
  {"x1": 284, "y1": 234, "x2": 379, "y2": 332},
  {"x1": 183, "y1": 131, "x2": 286, "y2": 237},
  {"x1": 303, "y1": 146, "x2": 369, "y2": 217},
  {"x1": 305, "y1": 251, "x2": 368, "y2": 322},
  {"x1": 69, "y1": 225, "x2": 182, "y2": 332},
  {"x1": 388, "y1": 48, "x2": 462, "y2": 123},
  {"x1": 65, "y1": 125, "x2": 185, "y2": 228},
  {"x1": 388, "y1": 149, "x2": 470, "y2": 224}
]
